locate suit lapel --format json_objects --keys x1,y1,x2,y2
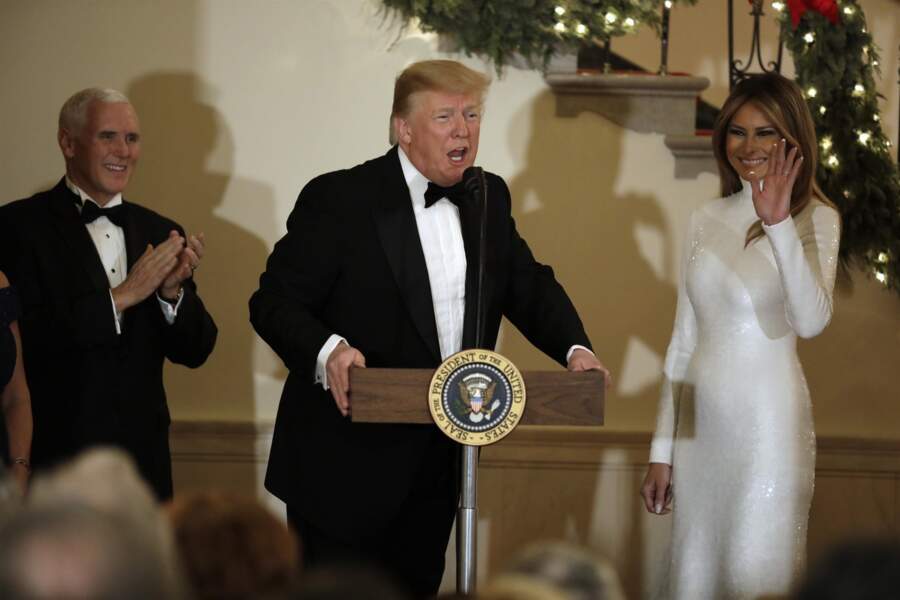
[
  {"x1": 48, "y1": 180, "x2": 111, "y2": 293},
  {"x1": 371, "y1": 147, "x2": 442, "y2": 363}
]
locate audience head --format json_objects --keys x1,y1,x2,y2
[
  {"x1": 390, "y1": 60, "x2": 490, "y2": 186},
  {"x1": 168, "y1": 491, "x2": 300, "y2": 600},
  {"x1": 793, "y1": 537, "x2": 900, "y2": 600},
  {"x1": 480, "y1": 541, "x2": 625, "y2": 600},
  {"x1": 24, "y1": 447, "x2": 185, "y2": 597},
  {"x1": 27, "y1": 447, "x2": 171, "y2": 547},
  {"x1": 58, "y1": 87, "x2": 141, "y2": 205},
  {"x1": 0, "y1": 502, "x2": 186, "y2": 600}
]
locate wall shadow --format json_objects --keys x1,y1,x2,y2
[
  {"x1": 126, "y1": 72, "x2": 276, "y2": 493},
  {"x1": 480, "y1": 89, "x2": 678, "y2": 599}
]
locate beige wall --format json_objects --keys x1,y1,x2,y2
[{"x1": 1, "y1": 1, "x2": 898, "y2": 431}]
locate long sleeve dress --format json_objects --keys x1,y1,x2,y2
[{"x1": 650, "y1": 182, "x2": 841, "y2": 600}]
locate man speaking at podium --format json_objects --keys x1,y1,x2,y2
[{"x1": 250, "y1": 60, "x2": 609, "y2": 597}]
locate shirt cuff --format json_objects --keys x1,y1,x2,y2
[
  {"x1": 108, "y1": 290, "x2": 122, "y2": 335},
  {"x1": 156, "y1": 288, "x2": 184, "y2": 325},
  {"x1": 566, "y1": 344, "x2": 593, "y2": 363},
  {"x1": 316, "y1": 334, "x2": 347, "y2": 390}
]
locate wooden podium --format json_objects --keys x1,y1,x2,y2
[{"x1": 350, "y1": 367, "x2": 605, "y2": 594}]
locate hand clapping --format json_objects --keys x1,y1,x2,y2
[
  {"x1": 160, "y1": 232, "x2": 205, "y2": 300},
  {"x1": 112, "y1": 231, "x2": 206, "y2": 311}
]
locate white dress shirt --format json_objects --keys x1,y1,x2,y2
[{"x1": 66, "y1": 178, "x2": 181, "y2": 333}]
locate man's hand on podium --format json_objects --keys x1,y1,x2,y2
[
  {"x1": 567, "y1": 348, "x2": 612, "y2": 391},
  {"x1": 326, "y1": 342, "x2": 367, "y2": 417}
]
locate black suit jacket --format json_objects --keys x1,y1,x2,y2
[
  {"x1": 250, "y1": 147, "x2": 590, "y2": 540},
  {"x1": 0, "y1": 179, "x2": 217, "y2": 498}
]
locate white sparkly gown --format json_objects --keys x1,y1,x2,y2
[{"x1": 650, "y1": 182, "x2": 841, "y2": 600}]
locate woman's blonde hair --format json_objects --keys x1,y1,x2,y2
[{"x1": 712, "y1": 73, "x2": 837, "y2": 246}]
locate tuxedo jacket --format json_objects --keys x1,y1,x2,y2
[
  {"x1": 250, "y1": 146, "x2": 591, "y2": 541},
  {"x1": 0, "y1": 179, "x2": 217, "y2": 498}
]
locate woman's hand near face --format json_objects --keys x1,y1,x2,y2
[
  {"x1": 641, "y1": 462, "x2": 674, "y2": 515},
  {"x1": 751, "y1": 138, "x2": 803, "y2": 225}
]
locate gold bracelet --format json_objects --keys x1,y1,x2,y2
[{"x1": 12, "y1": 457, "x2": 30, "y2": 471}]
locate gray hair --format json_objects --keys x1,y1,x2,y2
[{"x1": 58, "y1": 87, "x2": 130, "y2": 135}]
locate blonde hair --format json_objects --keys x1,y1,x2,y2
[
  {"x1": 712, "y1": 73, "x2": 837, "y2": 246},
  {"x1": 389, "y1": 60, "x2": 490, "y2": 144}
]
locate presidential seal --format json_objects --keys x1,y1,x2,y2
[{"x1": 428, "y1": 349, "x2": 526, "y2": 446}]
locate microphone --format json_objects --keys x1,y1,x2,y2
[
  {"x1": 463, "y1": 166, "x2": 483, "y2": 198},
  {"x1": 462, "y1": 166, "x2": 488, "y2": 349}
]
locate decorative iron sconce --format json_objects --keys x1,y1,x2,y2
[
  {"x1": 659, "y1": 0, "x2": 672, "y2": 75},
  {"x1": 728, "y1": 0, "x2": 784, "y2": 89}
]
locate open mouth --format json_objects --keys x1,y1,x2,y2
[
  {"x1": 105, "y1": 163, "x2": 127, "y2": 173},
  {"x1": 739, "y1": 157, "x2": 766, "y2": 167},
  {"x1": 447, "y1": 147, "x2": 468, "y2": 164}
]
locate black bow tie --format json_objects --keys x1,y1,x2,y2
[
  {"x1": 424, "y1": 181, "x2": 470, "y2": 209},
  {"x1": 80, "y1": 200, "x2": 127, "y2": 227}
]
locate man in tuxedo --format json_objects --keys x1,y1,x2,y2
[
  {"x1": 250, "y1": 60, "x2": 608, "y2": 596},
  {"x1": 0, "y1": 88, "x2": 217, "y2": 500}
]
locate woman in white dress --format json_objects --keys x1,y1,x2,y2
[{"x1": 640, "y1": 73, "x2": 841, "y2": 600}]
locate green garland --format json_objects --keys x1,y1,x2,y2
[
  {"x1": 381, "y1": 0, "x2": 675, "y2": 70},
  {"x1": 779, "y1": 0, "x2": 900, "y2": 293}
]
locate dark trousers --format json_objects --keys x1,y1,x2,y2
[{"x1": 287, "y1": 446, "x2": 458, "y2": 598}]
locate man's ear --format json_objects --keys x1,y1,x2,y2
[
  {"x1": 394, "y1": 116, "x2": 412, "y2": 145},
  {"x1": 58, "y1": 128, "x2": 76, "y2": 159}
]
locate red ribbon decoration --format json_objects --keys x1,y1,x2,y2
[{"x1": 786, "y1": 0, "x2": 840, "y2": 29}]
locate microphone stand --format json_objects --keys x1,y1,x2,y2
[{"x1": 457, "y1": 167, "x2": 488, "y2": 595}]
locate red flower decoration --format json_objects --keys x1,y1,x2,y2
[{"x1": 786, "y1": 0, "x2": 840, "y2": 28}]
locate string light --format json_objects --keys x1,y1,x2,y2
[
  {"x1": 664, "y1": 0, "x2": 673, "y2": 8},
  {"x1": 842, "y1": 189, "x2": 851, "y2": 198},
  {"x1": 821, "y1": 136, "x2": 832, "y2": 151},
  {"x1": 873, "y1": 114, "x2": 880, "y2": 122},
  {"x1": 875, "y1": 270, "x2": 887, "y2": 284},
  {"x1": 624, "y1": 17, "x2": 636, "y2": 27},
  {"x1": 605, "y1": 12, "x2": 617, "y2": 23},
  {"x1": 575, "y1": 22, "x2": 588, "y2": 35},
  {"x1": 858, "y1": 130, "x2": 871, "y2": 145},
  {"x1": 771, "y1": 1, "x2": 785, "y2": 11},
  {"x1": 826, "y1": 155, "x2": 840, "y2": 167},
  {"x1": 876, "y1": 252, "x2": 889, "y2": 264},
  {"x1": 803, "y1": 32, "x2": 815, "y2": 43},
  {"x1": 806, "y1": 87, "x2": 818, "y2": 98},
  {"x1": 554, "y1": 21, "x2": 566, "y2": 32},
  {"x1": 819, "y1": 106, "x2": 827, "y2": 115},
  {"x1": 554, "y1": 5, "x2": 566, "y2": 16},
  {"x1": 852, "y1": 83, "x2": 865, "y2": 97},
  {"x1": 843, "y1": 6, "x2": 854, "y2": 15}
]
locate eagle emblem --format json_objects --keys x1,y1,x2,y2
[{"x1": 458, "y1": 373, "x2": 501, "y2": 423}]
